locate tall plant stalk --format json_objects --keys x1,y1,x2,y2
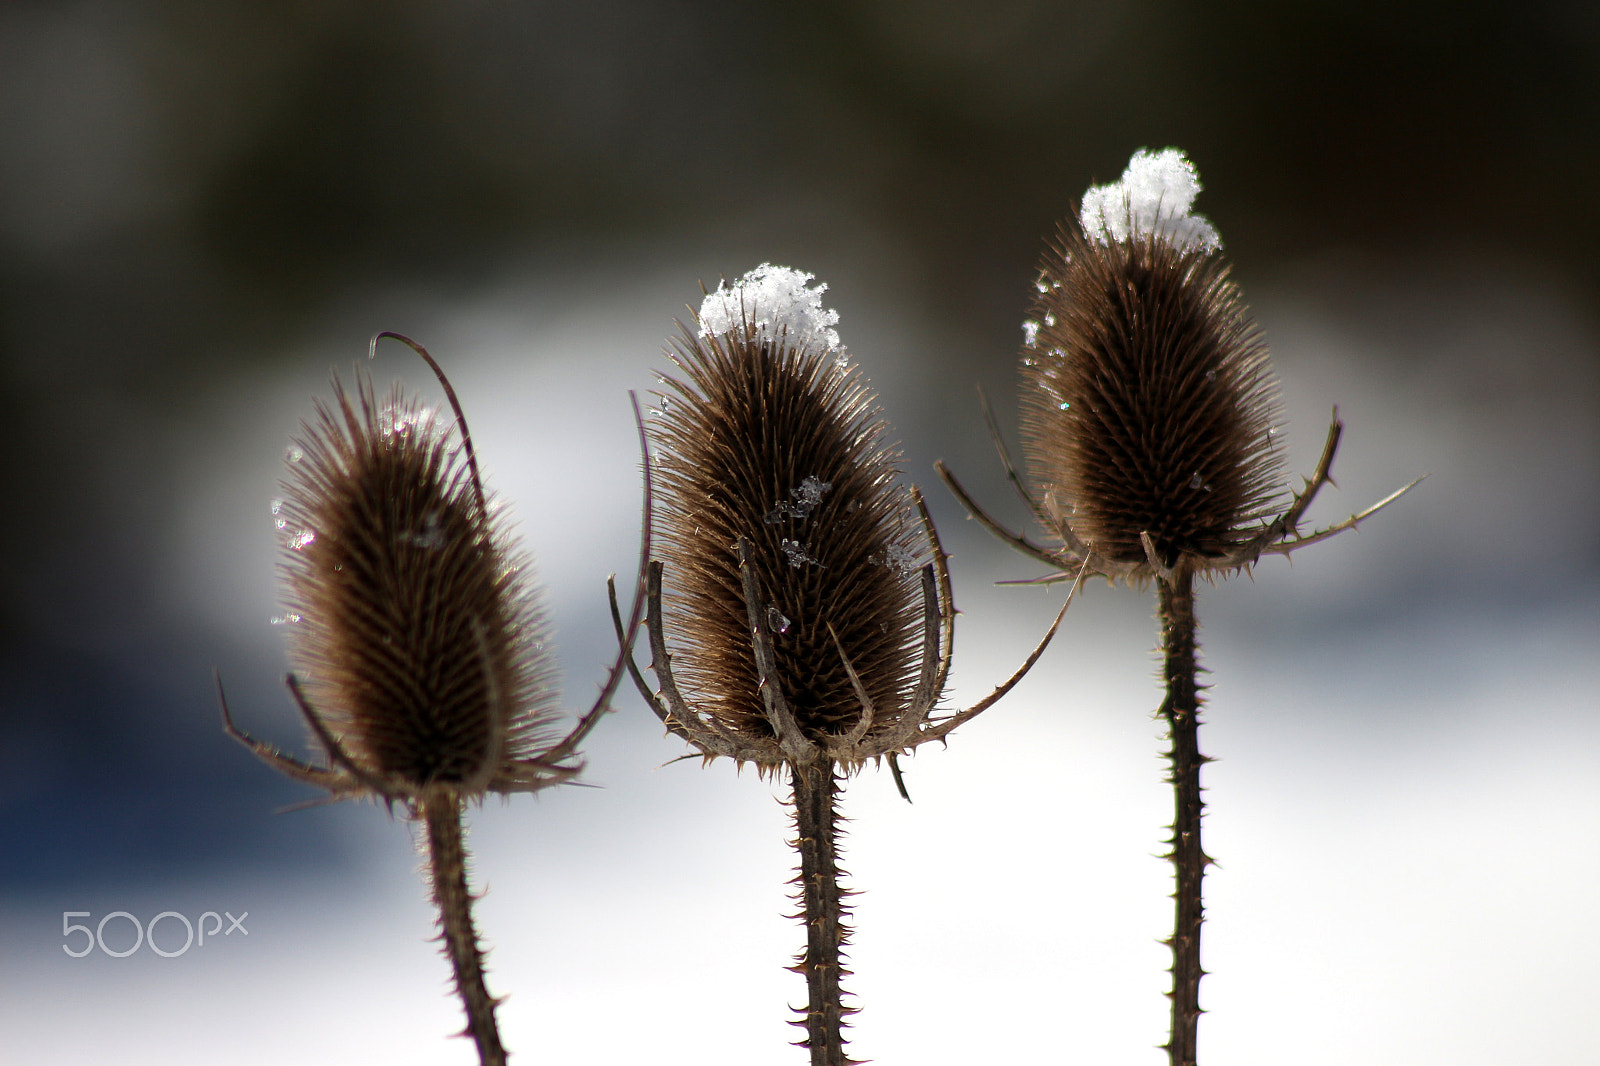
[
  {"x1": 423, "y1": 789, "x2": 506, "y2": 1066},
  {"x1": 789, "y1": 762, "x2": 854, "y2": 1064},
  {"x1": 1158, "y1": 571, "x2": 1205, "y2": 1066}
]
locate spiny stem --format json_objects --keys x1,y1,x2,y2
[
  {"x1": 423, "y1": 789, "x2": 507, "y2": 1066},
  {"x1": 1158, "y1": 570, "x2": 1206, "y2": 1066},
  {"x1": 789, "y1": 760, "x2": 854, "y2": 1066}
]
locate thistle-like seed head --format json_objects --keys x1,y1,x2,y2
[
  {"x1": 275, "y1": 370, "x2": 561, "y2": 797},
  {"x1": 1019, "y1": 149, "x2": 1285, "y2": 579},
  {"x1": 648, "y1": 266, "x2": 929, "y2": 771}
]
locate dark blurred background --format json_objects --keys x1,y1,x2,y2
[{"x1": 1, "y1": 3, "x2": 1595, "y2": 1064}]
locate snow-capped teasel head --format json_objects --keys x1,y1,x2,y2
[
  {"x1": 1080, "y1": 148, "x2": 1221, "y2": 253},
  {"x1": 697, "y1": 263, "x2": 844, "y2": 354}
]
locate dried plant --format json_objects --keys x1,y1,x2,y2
[
  {"x1": 613, "y1": 265, "x2": 1072, "y2": 1065},
  {"x1": 936, "y1": 151, "x2": 1419, "y2": 1066},
  {"x1": 220, "y1": 332, "x2": 636, "y2": 1066}
]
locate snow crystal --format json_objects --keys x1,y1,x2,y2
[
  {"x1": 698, "y1": 263, "x2": 843, "y2": 353},
  {"x1": 883, "y1": 543, "x2": 918, "y2": 575},
  {"x1": 1080, "y1": 148, "x2": 1221, "y2": 253},
  {"x1": 791, "y1": 476, "x2": 831, "y2": 517},
  {"x1": 780, "y1": 538, "x2": 822, "y2": 568},
  {"x1": 764, "y1": 476, "x2": 833, "y2": 524}
]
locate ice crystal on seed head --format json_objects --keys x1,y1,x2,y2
[
  {"x1": 764, "y1": 477, "x2": 833, "y2": 524},
  {"x1": 780, "y1": 538, "x2": 822, "y2": 568},
  {"x1": 698, "y1": 263, "x2": 843, "y2": 353},
  {"x1": 884, "y1": 543, "x2": 918, "y2": 575},
  {"x1": 1080, "y1": 148, "x2": 1221, "y2": 253}
]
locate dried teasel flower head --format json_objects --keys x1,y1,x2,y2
[
  {"x1": 652, "y1": 266, "x2": 924, "y2": 773},
  {"x1": 937, "y1": 149, "x2": 1419, "y2": 588},
  {"x1": 627, "y1": 265, "x2": 1066, "y2": 779},
  {"x1": 1018, "y1": 148, "x2": 1287, "y2": 582},
  {"x1": 223, "y1": 333, "x2": 606, "y2": 809}
]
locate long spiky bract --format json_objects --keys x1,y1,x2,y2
[
  {"x1": 624, "y1": 264, "x2": 1071, "y2": 1065},
  {"x1": 935, "y1": 149, "x2": 1417, "y2": 1066},
  {"x1": 221, "y1": 332, "x2": 635, "y2": 1066}
]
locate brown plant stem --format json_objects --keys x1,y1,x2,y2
[
  {"x1": 789, "y1": 760, "x2": 854, "y2": 1066},
  {"x1": 1158, "y1": 569, "x2": 1207, "y2": 1066},
  {"x1": 423, "y1": 788, "x2": 507, "y2": 1066}
]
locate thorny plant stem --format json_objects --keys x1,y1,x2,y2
[
  {"x1": 1159, "y1": 570, "x2": 1206, "y2": 1066},
  {"x1": 423, "y1": 789, "x2": 507, "y2": 1066},
  {"x1": 790, "y1": 761, "x2": 853, "y2": 1066}
]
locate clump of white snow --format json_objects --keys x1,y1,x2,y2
[
  {"x1": 1080, "y1": 148, "x2": 1221, "y2": 253},
  {"x1": 698, "y1": 263, "x2": 843, "y2": 353}
]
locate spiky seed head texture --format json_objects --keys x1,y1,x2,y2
[
  {"x1": 650, "y1": 318, "x2": 926, "y2": 766},
  {"x1": 276, "y1": 372, "x2": 560, "y2": 793},
  {"x1": 1019, "y1": 154, "x2": 1284, "y2": 578}
]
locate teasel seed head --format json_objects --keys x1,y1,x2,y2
[
  {"x1": 281, "y1": 371, "x2": 562, "y2": 795},
  {"x1": 1019, "y1": 148, "x2": 1285, "y2": 580},
  {"x1": 644, "y1": 266, "x2": 929, "y2": 773},
  {"x1": 221, "y1": 335, "x2": 588, "y2": 809}
]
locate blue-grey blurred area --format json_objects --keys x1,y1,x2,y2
[{"x1": 1, "y1": 3, "x2": 1595, "y2": 1065}]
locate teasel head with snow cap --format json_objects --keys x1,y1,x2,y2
[
  {"x1": 619, "y1": 265, "x2": 1068, "y2": 1064},
  {"x1": 940, "y1": 148, "x2": 1418, "y2": 586},
  {"x1": 1021, "y1": 148, "x2": 1286, "y2": 582},
  {"x1": 627, "y1": 263, "x2": 1064, "y2": 778}
]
